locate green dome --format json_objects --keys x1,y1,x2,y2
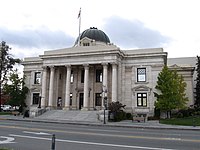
[{"x1": 75, "y1": 27, "x2": 110, "y2": 45}]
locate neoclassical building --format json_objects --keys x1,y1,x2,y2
[{"x1": 23, "y1": 27, "x2": 196, "y2": 117}]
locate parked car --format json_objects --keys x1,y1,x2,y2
[{"x1": 1, "y1": 105, "x2": 12, "y2": 111}]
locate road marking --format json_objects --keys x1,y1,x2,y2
[
  {"x1": 9, "y1": 134, "x2": 175, "y2": 150},
  {"x1": 23, "y1": 131, "x2": 51, "y2": 135},
  {"x1": 0, "y1": 136, "x2": 15, "y2": 144}
]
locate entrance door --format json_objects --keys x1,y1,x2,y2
[{"x1": 79, "y1": 93, "x2": 84, "y2": 110}]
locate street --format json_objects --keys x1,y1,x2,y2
[{"x1": 0, "y1": 120, "x2": 200, "y2": 150}]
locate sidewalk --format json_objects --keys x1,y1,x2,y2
[{"x1": 1, "y1": 115, "x2": 200, "y2": 131}]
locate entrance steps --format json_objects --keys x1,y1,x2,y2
[{"x1": 37, "y1": 110, "x2": 100, "y2": 122}]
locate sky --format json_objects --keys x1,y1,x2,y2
[{"x1": 0, "y1": 0, "x2": 200, "y2": 60}]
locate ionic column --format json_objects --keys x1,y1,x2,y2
[
  {"x1": 48, "y1": 66, "x2": 55, "y2": 108},
  {"x1": 102, "y1": 63, "x2": 108, "y2": 107},
  {"x1": 41, "y1": 66, "x2": 47, "y2": 107},
  {"x1": 83, "y1": 64, "x2": 89, "y2": 110},
  {"x1": 112, "y1": 63, "x2": 117, "y2": 102},
  {"x1": 64, "y1": 65, "x2": 71, "y2": 110}
]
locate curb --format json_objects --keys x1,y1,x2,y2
[{"x1": 2, "y1": 117, "x2": 200, "y2": 131}]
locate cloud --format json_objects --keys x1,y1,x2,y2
[
  {"x1": 103, "y1": 16, "x2": 171, "y2": 49},
  {"x1": 0, "y1": 26, "x2": 75, "y2": 49}
]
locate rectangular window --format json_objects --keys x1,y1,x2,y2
[
  {"x1": 95, "y1": 93, "x2": 102, "y2": 106},
  {"x1": 137, "y1": 93, "x2": 147, "y2": 107},
  {"x1": 81, "y1": 70, "x2": 84, "y2": 83},
  {"x1": 32, "y1": 93, "x2": 40, "y2": 105},
  {"x1": 70, "y1": 71, "x2": 74, "y2": 83},
  {"x1": 137, "y1": 68, "x2": 146, "y2": 82},
  {"x1": 34, "y1": 72, "x2": 41, "y2": 84},
  {"x1": 96, "y1": 69, "x2": 103, "y2": 82},
  {"x1": 83, "y1": 43, "x2": 90, "y2": 46}
]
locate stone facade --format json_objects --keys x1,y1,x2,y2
[{"x1": 22, "y1": 30, "x2": 196, "y2": 117}]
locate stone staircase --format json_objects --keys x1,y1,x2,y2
[{"x1": 36, "y1": 110, "x2": 100, "y2": 122}]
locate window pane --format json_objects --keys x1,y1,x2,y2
[
  {"x1": 137, "y1": 68, "x2": 146, "y2": 82},
  {"x1": 137, "y1": 98, "x2": 142, "y2": 106},
  {"x1": 143, "y1": 98, "x2": 147, "y2": 106},
  {"x1": 96, "y1": 69, "x2": 103, "y2": 82},
  {"x1": 34, "y1": 72, "x2": 41, "y2": 84},
  {"x1": 70, "y1": 71, "x2": 74, "y2": 83},
  {"x1": 95, "y1": 93, "x2": 102, "y2": 106},
  {"x1": 33, "y1": 93, "x2": 39, "y2": 105}
]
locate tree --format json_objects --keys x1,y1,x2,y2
[
  {"x1": 108, "y1": 101, "x2": 126, "y2": 121},
  {"x1": 0, "y1": 41, "x2": 21, "y2": 111},
  {"x1": 195, "y1": 56, "x2": 200, "y2": 108},
  {"x1": 3, "y1": 70, "x2": 28, "y2": 112},
  {"x1": 154, "y1": 66, "x2": 188, "y2": 118}
]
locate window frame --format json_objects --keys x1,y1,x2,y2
[
  {"x1": 96, "y1": 69, "x2": 103, "y2": 83},
  {"x1": 34, "y1": 72, "x2": 41, "y2": 84},
  {"x1": 137, "y1": 68, "x2": 146, "y2": 82},
  {"x1": 32, "y1": 93, "x2": 40, "y2": 105},
  {"x1": 95, "y1": 93, "x2": 102, "y2": 106},
  {"x1": 137, "y1": 93, "x2": 147, "y2": 107}
]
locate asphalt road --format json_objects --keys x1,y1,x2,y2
[{"x1": 0, "y1": 120, "x2": 200, "y2": 150}]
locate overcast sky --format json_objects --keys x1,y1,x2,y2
[{"x1": 0, "y1": 0, "x2": 200, "y2": 59}]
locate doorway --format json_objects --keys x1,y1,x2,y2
[{"x1": 79, "y1": 93, "x2": 84, "y2": 110}]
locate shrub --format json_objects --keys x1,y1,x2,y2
[{"x1": 126, "y1": 113, "x2": 132, "y2": 120}]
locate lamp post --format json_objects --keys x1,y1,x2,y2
[{"x1": 103, "y1": 89, "x2": 108, "y2": 124}]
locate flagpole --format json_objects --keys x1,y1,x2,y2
[{"x1": 78, "y1": 8, "x2": 81, "y2": 46}]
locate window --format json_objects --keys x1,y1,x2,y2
[
  {"x1": 95, "y1": 93, "x2": 102, "y2": 106},
  {"x1": 96, "y1": 69, "x2": 103, "y2": 82},
  {"x1": 83, "y1": 43, "x2": 90, "y2": 46},
  {"x1": 70, "y1": 71, "x2": 74, "y2": 83},
  {"x1": 137, "y1": 93, "x2": 147, "y2": 107},
  {"x1": 32, "y1": 93, "x2": 40, "y2": 105},
  {"x1": 81, "y1": 70, "x2": 84, "y2": 83},
  {"x1": 137, "y1": 68, "x2": 146, "y2": 82},
  {"x1": 34, "y1": 72, "x2": 41, "y2": 84}
]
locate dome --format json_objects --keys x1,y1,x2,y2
[{"x1": 75, "y1": 27, "x2": 110, "y2": 45}]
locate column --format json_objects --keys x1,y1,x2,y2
[
  {"x1": 41, "y1": 66, "x2": 47, "y2": 108},
  {"x1": 83, "y1": 64, "x2": 89, "y2": 110},
  {"x1": 48, "y1": 66, "x2": 55, "y2": 108},
  {"x1": 102, "y1": 63, "x2": 108, "y2": 107},
  {"x1": 64, "y1": 65, "x2": 71, "y2": 110},
  {"x1": 112, "y1": 63, "x2": 117, "y2": 102}
]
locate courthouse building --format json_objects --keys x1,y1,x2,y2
[{"x1": 22, "y1": 27, "x2": 196, "y2": 116}]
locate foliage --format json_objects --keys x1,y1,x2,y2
[
  {"x1": 195, "y1": 56, "x2": 200, "y2": 108},
  {"x1": 0, "y1": 41, "x2": 21, "y2": 111},
  {"x1": 108, "y1": 101, "x2": 126, "y2": 121},
  {"x1": 154, "y1": 66, "x2": 188, "y2": 118},
  {"x1": 0, "y1": 41, "x2": 21, "y2": 85},
  {"x1": 3, "y1": 70, "x2": 28, "y2": 112}
]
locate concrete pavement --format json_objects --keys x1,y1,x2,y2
[{"x1": 0, "y1": 114, "x2": 200, "y2": 131}]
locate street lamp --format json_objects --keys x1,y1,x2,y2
[{"x1": 103, "y1": 88, "x2": 108, "y2": 124}]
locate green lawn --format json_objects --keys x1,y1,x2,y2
[
  {"x1": 0, "y1": 112, "x2": 12, "y2": 115},
  {"x1": 159, "y1": 116, "x2": 200, "y2": 126}
]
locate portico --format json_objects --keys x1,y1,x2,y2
[{"x1": 40, "y1": 62, "x2": 118, "y2": 110}]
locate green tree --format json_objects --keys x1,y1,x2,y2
[
  {"x1": 154, "y1": 66, "x2": 188, "y2": 118},
  {"x1": 195, "y1": 56, "x2": 200, "y2": 108},
  {"x1": 0, "y1": 41, "x2": 20, "y2": 111},
  {"x1": 3, "y1": 70, "x2": 28, "y2": 112}
]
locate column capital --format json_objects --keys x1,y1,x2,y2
[
  {"x1": 83, "y1": 64, "x2": 89, "y2": 69},
  {"x1": 111, "y1": 62, "x2": 118, "y2": 66},
  {"x1": 42, "y1": 66, "x2": 48, "y2": 70},
  {"x1": 49, "y1": 66, "x2": 55, "y2": 69},
  {"x1": 65, "y1": 65, "x2": 71, "y2": 68},
  {"x1": 101, "y1": 62, "x2": 108, "y2": 66}
]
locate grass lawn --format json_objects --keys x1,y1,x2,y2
[
  {"x1": 0, "y1": 112, "x2": 12, "y2": 115},
  {"x1": 159, "y1": 116, "x2": 200, "y2": 126}
]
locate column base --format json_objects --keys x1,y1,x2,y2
[
  {"x1": 81, "y1": 107, "x2": 89, "y2": 111},
  {"x1": 63, "y1": 107, "x2": 70, "y2": 111}
]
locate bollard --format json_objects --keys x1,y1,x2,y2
[{"x1": 51, "y1": 134, "x2": 56, "y2": 150}]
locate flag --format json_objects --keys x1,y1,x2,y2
[{"x1": 78, "y1": 8, "x2": 81, "y2": 19}]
